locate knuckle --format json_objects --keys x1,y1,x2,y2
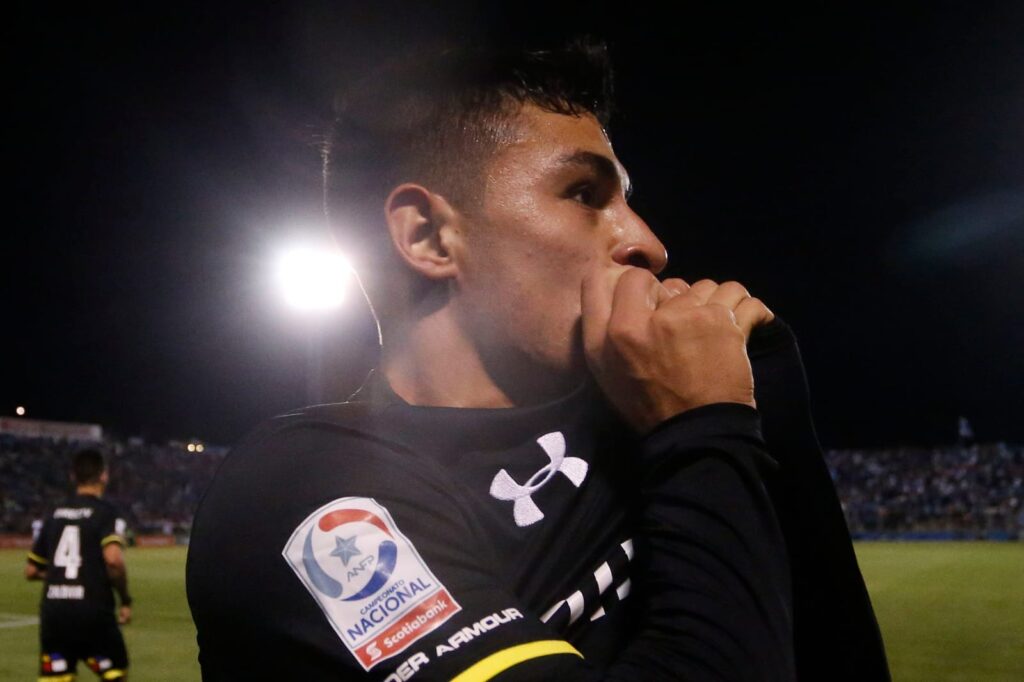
[
  {"x1": 737, "y1": 295, "x2": 768, "y2": 313},
  {"x1": 650, "y1": 309, "x2": 675, "y2": 332},
  {"x1": 703, "y1": 303, "x2": 739, "y2": 326},
  {"x1": 720, "y1": 280, "x2": 751, "y2": 297},
  {"x1": 682, "y1": 305, "x2": 720, "y2": 327},
  {"x1": 607, "y1": 322, "x2": 645, "y2": 352}
]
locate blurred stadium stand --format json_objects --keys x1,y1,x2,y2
[
  {"x1": 1, "y1": 428, "x2": 224, "y2": 541},
  {"x1": 826, "y1": 441, "x2": 1024, "y2": 540},
  {"x1": 1, "y1": 418, "x2": 1021, "y2": 541}
]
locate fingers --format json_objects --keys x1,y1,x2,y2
[
  {"x1": 608, "y1": 267, "x2": 660, "y2": 339},
  {"x1": 658, "y1": 278, "x2": 774, "y2": 338},
  {"x1": 654, "y1": 281, "x2": 676, "y2": 307},
  {"x1": 706, "y1": 281, "x2": 777, "y2": 339},
  {"x1": 660, "y1": 277, "x2": 690, "y2": 297},
  {"x1": 581, "y1": 267, "x2": 619, "y2": 359},
  {"x1": 585, "y1": 269, "x2": 772, "y2": 354},
  {"x1": 734, "y1": 296, "x2": 775, "y2": 336},
  {"x1": 582, "y1": 266, "x2": 662, "y2": 365},
  {"x1": 657, "y1": 277, "x2": 717, "y2": 313}
]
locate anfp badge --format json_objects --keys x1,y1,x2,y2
[{"x1": 282, "y1": 497, "x2": 461, "y2": 670}]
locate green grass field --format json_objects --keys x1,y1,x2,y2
[
  {"x1": 2, "y1": 543, "x2": 1022, "y2": 681},
  {"x1": 1, "y1": 547, "x2": 199, "y2": 682}
]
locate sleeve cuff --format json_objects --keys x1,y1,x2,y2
[
  {"x1": 642, "y1": 402, "x2": 779, "y2": 473},
  {"x1": 747, "y1": 314, "x2": 796, "y2": 359},
  {"x1": 101, "y1": 534, "x2": 127, "y2": 547},
  {"x1": 27, "y1": 551, "x2": 48, "y2": 566}
]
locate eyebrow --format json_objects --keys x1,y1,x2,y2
[{"x1": 555, "y1": 150, "x2": 633, "y2": 200}]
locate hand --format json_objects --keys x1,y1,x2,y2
[
  {"x1": 581, "y1": 267, "x2": 775, "y2": 434},
  {"x1": 118, "y1": 605, "x2": 132, "y2": 625}
]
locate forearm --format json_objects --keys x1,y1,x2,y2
[
  {"x1": 602, "y1": 403, "x2": 796, "y2": 681},
  {"x1": 106, "y1": 563, "x2": 132, "y2": 606}
]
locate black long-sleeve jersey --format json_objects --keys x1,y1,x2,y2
[
  {"x1": 28, "y1": 493, "x2": 128, "y2": 620},
  {"x1": 747, "y1": 319, "x2": 890, "y2": 681},
  {"x1": 187, "y1": 315, "x2": 887, "y2": 681}
]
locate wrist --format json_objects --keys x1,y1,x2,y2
[
  {"x1": 645, "y1": 401, "x2": 759, "y2": 439},
  {"x1": 641, "y1": 401, "x2": 772, "y2": 472}
]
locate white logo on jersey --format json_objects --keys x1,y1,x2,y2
[{"x1": 489, "y1": 431, "x2": 588, "y2": 527}]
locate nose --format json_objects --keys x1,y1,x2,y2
[{"x1": 610, "y1": 210, "x2": 669, "y2": 275}]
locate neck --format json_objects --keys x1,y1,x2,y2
[
  {"x1": 76, "y1": 483, "x2": 104, "y2": 497},
  {"x1": 381, "y1": 306, "x2": 579, "y2": 408}
]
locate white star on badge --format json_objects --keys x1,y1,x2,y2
[{"x1": 329, "y1": 535, "x2": 361, "y2": 566}]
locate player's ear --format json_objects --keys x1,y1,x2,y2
[{"x1": 383, "y1": 183, "x2": 463, "y2": 281}]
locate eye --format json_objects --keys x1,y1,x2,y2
[{"x1": 568, "y1": 182, "x2": 599, "y2": 207}]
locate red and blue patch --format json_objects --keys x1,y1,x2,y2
[{"x1": 283, "y1": 497, "x2": 461, "y2": 671}]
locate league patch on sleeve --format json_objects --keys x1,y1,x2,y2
[{"x1": 282, "y1": 497, "x2": 462, "y2": 671}]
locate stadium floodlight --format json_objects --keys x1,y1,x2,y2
[
  {"x1": 196, "y1": 443, "x2": 205, "y2": 453},
  {"x1": 275, "y1": 243, "x2": 354, "y2": 312},
  {"x1": 187, "y1": 443, "x2": 196, "y2": 452},
  {"x1": 15, "y1": 406, "x2": 25, "y2": 416}
]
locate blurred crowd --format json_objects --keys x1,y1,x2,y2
[
  {"x1": 825, "y1": 441, "x2": 1024, "y2": 538},
  {"x1": 0, "y1": 434, "x2": 223, "y2": 536},
  {"x1": 3, "y1": 433, "x2": 1023, "y2": 539}
]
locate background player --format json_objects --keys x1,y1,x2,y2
[{"x1": 25, "y1": 448, "x2": 133, "y2": 681}]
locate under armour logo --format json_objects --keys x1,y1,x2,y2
[{"x1": 489, "y1": 431, "x2": 588, "y2": 527}]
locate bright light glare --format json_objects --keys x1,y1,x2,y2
[
  {"x1": 187, "y1": 443, "x2": 196, "y2": 452},
  {"x1": 196, "y1": 443, "x2": 205, "y2": 453},
  {"x1": 275, "y1": 245, "x2": 353, "y2": 312},
  {"x1": 15, "y1": 406, "x2": 25, "y2": 416}
]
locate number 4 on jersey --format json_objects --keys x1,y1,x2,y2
[{"x1": 54, "y1": 525, "x2": 82, "y2": 580}]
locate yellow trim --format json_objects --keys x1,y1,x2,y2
[
  {"x1": 101, "y1": 534, "x2": 126, "y2": 547},
  {"x1": 38, "y1": 675, "x2": 75, "y2": 682},
  {"x1": 27, "y1": 551, "x2": 49, "y2": 565},
  {"x1": 102, "y1": 670, "x2": 126, "y2": 680},
  {"x1": 451, "y1": 640, "x2": 582, "y2": 682}
]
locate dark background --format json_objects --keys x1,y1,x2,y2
[{"x1": 5, "y1": 1, "x2": 1023, "y2": 448}]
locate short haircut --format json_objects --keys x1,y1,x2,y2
[
  {"x1": 72, "y1": 448, "x2": 106, "y2": 485},
  {"x1": 321, "y1": 35, "x2": 616, "y2": 261}
]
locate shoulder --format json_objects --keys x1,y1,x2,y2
[
  {"x1": 186, "y1": 400, "x2": 483, "y2": 653},
  {"x1": 92, "y1": 496, "x2": 122, "y2": 517},
  {"x1": 190, "y1": 400, "x2": 460, "y2": 544},
  {"x1": 217, "y1": 400, "x2": 436, "y2": 485}
]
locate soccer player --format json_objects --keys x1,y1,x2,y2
[
  {"x1": 188, "y1": 36, "x2": 887, "y2": 680},
  {"x1": 26, "y1": 448, "x2": 132, "y2": 681}
]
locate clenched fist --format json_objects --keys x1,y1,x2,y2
[{"x1": 581, "y1": 267, "x2": 775, "y2": 434}]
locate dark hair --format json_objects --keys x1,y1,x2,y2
[
  {"x1": 321, "y1": 35, "x2": 615, "y2": 260},
  {"x1": 72, "y1": 448, "x2": 106, "y2": 485}
]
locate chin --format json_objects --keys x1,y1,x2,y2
[{"x1": 543, "y1": 332, "x2": 589, "y2": 383}]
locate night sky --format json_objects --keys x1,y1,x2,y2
[{"x1": 5, "y1": 2, "x2": 1023, "y2": 449}]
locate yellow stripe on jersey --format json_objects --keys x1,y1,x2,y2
[
  {"x1": 101, "y1": 670, "x2": 126, "y2": 680},
  {"x1": 38, "y1": 675, "x2": 75, "y2": 682},
  {"x1": 27, "y1": 551, "x2": 48, "y2": 565},
  {"x1": 451, "y1": 640, "x2": 583, "y2": 682},
  {"x1": 101, "y1": 534, "x2": 126, "y2": 547}
]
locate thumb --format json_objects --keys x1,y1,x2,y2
[{"x1": 581, "y1": 267, "x2": 619, "y2": 360}]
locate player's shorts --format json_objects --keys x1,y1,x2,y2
[{"x1": 39, "y1": 611, "x2": 128, "y2": 680}]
